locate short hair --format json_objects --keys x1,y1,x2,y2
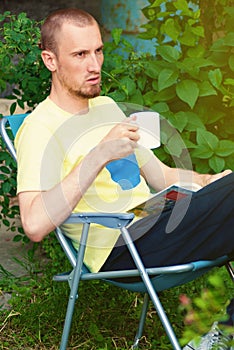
[{"x1": 39, "y1": 8, "x2": 97, "y2": 54}]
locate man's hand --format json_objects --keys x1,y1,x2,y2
[
  {"x1": 99, "y1": 116, "x2": 140, "y2": 163},
  {"x1": 202, "y1": 169, "x2": 232, "y2": 186}
]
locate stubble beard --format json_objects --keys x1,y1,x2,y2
[
  {"x1": 69, "y1": 84, "x2": 101, "y2": 99},
  {"x1": 58, "y1": 70, "x2": 101, "y2": 100}
]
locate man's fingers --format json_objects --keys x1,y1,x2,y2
[{"x1": 207, "y1": 169, "x2": 232, "y2": 185}]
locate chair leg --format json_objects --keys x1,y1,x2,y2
[
  {"x1": 59, "y1": 271, "x2": 80, "y2": 350},
  {"x1": 225, "y1": 262, "x2": 234, "y2": 282},
  {"x1": 132, "y1": 293, "x2": 149, "y2": 349},
  {"x1": 59, "y1": 223, "x2": 90, "y2": 350},
  {"x1": 121, "y1": 227, "x2": 182, "y2": 350}
]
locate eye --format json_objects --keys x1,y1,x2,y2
[
  {"x1": 96, "y1": 46, "x2": 103, "y2": 55},
  {"x1": 76, "y1": 51, "x2": 86, "y2": 58}
]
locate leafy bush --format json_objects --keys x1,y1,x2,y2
[
  {"x1": 102, "y1": 0, "x2": 234, "y2": 173},
  {"x1": 0, "y1": 12, "x2": 49, "y2": 238},
  {"x1": 0, "y1": 133, "x2": 24, "y2": 238},
  {"x1": 0, "y1": 11, "x2": 50, "y2": 112},
  {"x1": 0, "y1": 2, "x2": 234, "y2": 238}
]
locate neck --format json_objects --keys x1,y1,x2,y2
[{"x1": 49, "y1": 85, "x2": 89, "y2": 114}]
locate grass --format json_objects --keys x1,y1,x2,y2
[{"x1": 0, "y1": 247, "x2": 233, "y2": 350}]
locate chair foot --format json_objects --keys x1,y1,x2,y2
[
  {"x1": 131, "y1": 337, "x2": 140, "y2": 349},
  {"x1": 225, "y1": 262, "x2": 234, "y2": 281}
]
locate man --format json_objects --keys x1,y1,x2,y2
[{"x1": 15, "y1": 8, "x2": 233, "y2": 349}]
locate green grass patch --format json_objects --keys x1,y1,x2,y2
[{"x1": 0, "y1": 256, "x2": 233, "y2": 349}]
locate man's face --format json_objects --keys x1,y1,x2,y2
[{"x1": 54, "y1": 22, "x2": 104, "y2": 99}]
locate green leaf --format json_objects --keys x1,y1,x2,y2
[
  {"x1": 18, "y1": 99, "x2": 25, "y2": 109},
  {"x1": 120, "y1": 77, "x2": 136, "y2": 96},
  {"x1": 194, "y1": 297, "x2": 207, "y2": 310},
  {"x1": 208, "y1": 69, "x2": 222, "y2": 88},
  {"x1": 223, "y1": 78, "x2": 234, "y2": 86},
  {"x1": 0, "y1": 166, "x2": 10, "y2": 174},
  {"x1": 13, "y1": 234, "x2": 23, "y2": 242},
  {"x1": 178, "y1": 57, "x2": 212, "y2": 76},
  {"x1": 183, "y1": 138, "x2": 197, "y2": 149},
  {"x1": 144, "y1": 61, "x2": 162, "y2": 79},
  {"x1": 179, "y1": 27, "x2": 197, "y2": 47},
  {"x1": 176, "y1": 80, "x2": 199, "y2": 109},
  {"x1": 198, "y1": 81, "x2": 217, "y2": 97},
  {"x1": 225, "y1": 156, "x2": 234, "y2": 171},
  {"x1": 2, "y1": 182, "x2": 11, "y2": 194},
  {"x1": 174, "y1": 0, "x2": 193, "y2": 16},
  {"x1": 157, "y1": 45, "x2": 181, "y2": 62},
  {"x1": 191, "y1": 146, "x2": 214, "y2": 159},
  {"x1": 209, "y1": 156, "x2": 225, "y2": 173},
  {"x1": 165, "y1": 133, "x2": 186, "y2": 157},
  {"x1": 111, "y1": 28, "x2": 123, "y2": 46},
  {"x1": 215, "y1": 140, "x2": 234, "y2": 157},
  {"x1": 2, "y1": 219, "x2": 10, "y2": 227},
  {"x1": 223, "y1": 32, "x2": 234, "y2": 47},
  {"x1": 190, "y1": 26, "x2": 204, "y2": 38},
  {"x1": 0, "y1": 174, "x2": 7, "y2": 181},
  {"x1": 158, "y1": 68, "x2": 178, "y2": 91},
  {"x1": 194, "y1": 160, "x2": 211, "y2": 174},
  {"x1": 0, "y1": 78, "x2": 6, "y2": 91},
  {"x1": 163, "y1": 18, "x2": 181, "y2": 41},
  {"x1": 18, "y1": 227, "x2": 25, "y2": 234},
  {"x1": 196, "y1": 129, "x2": 219, "y2": 150},
  {"x1": 2, "y1": 54, "x2": 11, "y2": 66},
  {"x1": 185, "y1": 112, "x2": 205, "y2": 131},
  {"x1": 149, "y1": 0, "x2": 165, "y2": 8},
  {"x1": 208, "y1": 274, "x2": 224, "y2": 288},
  {"x1": 187, "y1": 45, "x2": 205, "y2": 58},
  {"x1": 143, "y1": 90, "x2": 158, "y2": 105},
  {"x1": 108, "y1": 90, "x2": 126, "y2": 102},
  {"x1": 168, "y1": 111, "x2": 188, "y2": 132},
  {"x1": 229, "y1": 55, "x2": 234, "y2": 72},
  {"x1": 204, "y1": 110, "x2": 225, "y2": 125},
  {"x1": 151, "y1": 102, "x2": 170, "y2": 114},
  {"x1": 10, "y1": 101, "x2": 16, "y2": 115},
  {"x1": 23, "y1": 235, "x2": 30, "y2": 244},
  {"x1": 137, "y1": 75, "x2": 147, "y2": 91},
  {"x1": 153, "y1": 86, "x2": 176, "y2": 102},
  {"x1": 129, "y1": 89, "x2": 144, "y2": 105}
]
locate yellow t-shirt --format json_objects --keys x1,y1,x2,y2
[{"x1": 15, "y1": 96, "x2": 154, "y2": 272}]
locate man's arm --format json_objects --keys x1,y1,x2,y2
[
  {"x1": 141, "y1": 152, "x2": 232, "y2": 192},
  {"x1": 18, "y1": 119, "x2": 139, "y2": 242}
]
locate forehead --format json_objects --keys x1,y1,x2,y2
[{"x1": 57, "y1": 22, "x2": 103, "y2": 51}]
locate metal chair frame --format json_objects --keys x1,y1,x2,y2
[{"x1": 1, "y1": 113, "x2": 233, "y2": 350}]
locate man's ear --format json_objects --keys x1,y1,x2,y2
[{"x1": 41, "y1": 50, "x2": 57, "y2": 72}]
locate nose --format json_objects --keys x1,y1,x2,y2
[{"x1": 87, "y1": 53, "x2": 102, "y2": 73}]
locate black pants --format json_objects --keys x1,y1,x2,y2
[{"x1": 101, "y1": 172, "x2": 234, "y2": 272}]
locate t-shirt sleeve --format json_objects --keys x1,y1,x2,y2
[
  {"x1": 135, "y1": 146, "x2": 155, "y2": 168},
  {"x1": 15, "y1": 119, "x2": 64, "y2": 193}
]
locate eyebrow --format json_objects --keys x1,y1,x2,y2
[{"x1": 70, "y1": 45, "x2": 103, "y2": 58}]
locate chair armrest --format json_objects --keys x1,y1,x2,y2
[{"x1": 63, "y1": 212, "x2": 134, "y2": 229}]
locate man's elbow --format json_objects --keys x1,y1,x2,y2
[{"x1": 21, "y1": 219, "x2": 49, "y2": 242}]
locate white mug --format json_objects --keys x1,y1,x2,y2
[{"x1": 130, "y1": 111, "x2": 161, "y2": 149}]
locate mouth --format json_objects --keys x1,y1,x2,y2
[{"x1": 86, "y1": 75, "x2": 101, "y2": 85}]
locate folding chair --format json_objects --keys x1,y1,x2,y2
[{"x1": 1, "y1": 113, "x2": 233, "y2": 350}]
